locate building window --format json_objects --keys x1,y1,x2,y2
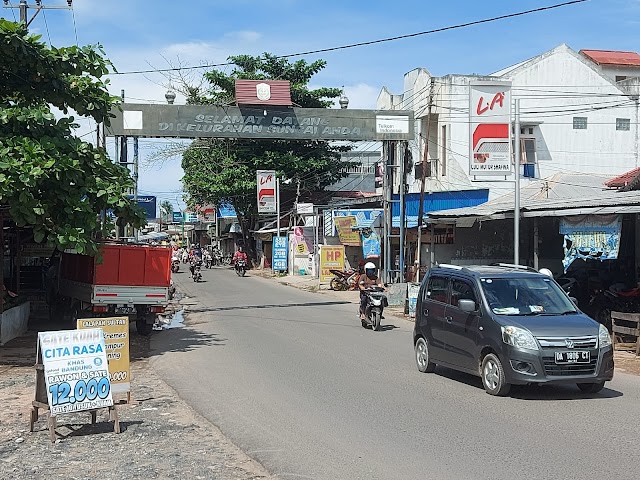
[
  {"x1": 414, "y1": 160, "x2": 432, "y2": 179},
  {"x1": 441, "y1": 125, "x2": 447, "y2": 176},
  {"x1": 573, "y1": 117, "x2": 587, "y2": 130},
  {"x1": 616, "y1": 75, "x2": 627, "y2": 83},
  {"x1": 616, "y1": 118, "x2": 631, "y2": 131}
]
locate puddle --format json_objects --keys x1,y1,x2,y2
[{"x1": 156, "y1": 309, "x2": 185, "y2": 330}]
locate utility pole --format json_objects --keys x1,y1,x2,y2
[
  {"x1": 415, "y1": 78, "x2": 435, "y2": 282},
  {"x1": 514, "y1": 98, "x2": 521, "y2": 265},
  {"x1": 4, "y1": 0, "x2": 73, "y2": 31},
  {"x1": 399, "y1": 142, "x2": 409, "y2": 284}
]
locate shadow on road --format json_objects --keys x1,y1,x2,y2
[
  {"x1": 149, "y1": 326, "x2": 226, "y2": 357},
  {"x1": 186, "y1": 300, "x2": 351, "y2": 313},
  {"x1": 434, "y1": 366, "x2": 623, "y2": 400}
]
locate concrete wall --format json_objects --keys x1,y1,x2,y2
[{"x1": 0, "y1": 302, "x2": 30, "y2": 346}]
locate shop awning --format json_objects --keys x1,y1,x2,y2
[{"x1": 391, "y1": 189, "x2": 489, "y2": 228}]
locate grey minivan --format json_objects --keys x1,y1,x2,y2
[{"x1": 413, "y1": 264, "x2": 614, "y2": 396}]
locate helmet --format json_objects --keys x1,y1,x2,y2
[
  {"x1": 539, "y1": 268, "x2": 553, "y2": 278},
  {"x1": 364, "y1": 261, "x2": 377, "y2": 277}
]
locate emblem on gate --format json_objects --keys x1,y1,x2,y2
[
  {"x1": 565, "y1": 339, "x2": 574, "y2": 348},
  {"x1": 256, "y1": 82, "x2": 271, "y2": 101}
]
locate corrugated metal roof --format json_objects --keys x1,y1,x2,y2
[
  {"x1": 605, "y1": 167, "x2": 640, "y2": 189},
  {"x1": 580, "y1": 49, "x2": 640, "y2": 66},
  {"x1": 428, "y1": 173, "x2": 621, "y2": 223},
  {"x1": 235, "y1": 80, "x2": 292, "y2": 106}
]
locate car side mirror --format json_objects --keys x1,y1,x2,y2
[{"x1": 458, "y1": 299, "x2": 477, "y2": 313}]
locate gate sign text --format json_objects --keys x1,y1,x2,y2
[{"x1": 108, "y1": 104, "x2": 413, "y2": 141}]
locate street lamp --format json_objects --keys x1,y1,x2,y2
[
  {"x1": 165, "y1": 89, "x2": 176, "y2": 105},
  {"x1": 339, "y1": 87, "x2": 349, "y2": 109}
]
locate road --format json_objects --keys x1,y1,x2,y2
[{"x1": 151, "y1": 266, "x2": 640, "y2": 480}]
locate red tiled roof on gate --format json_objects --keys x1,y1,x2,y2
[
  {"x1": 580, "y1": 49, "x2": 640, "y2": 67},
  {"x1": 605, "y1": 167, "x2": 640, "y2": 189}
]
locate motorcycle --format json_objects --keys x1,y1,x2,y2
[
  {"x1": 235, "y1": 258, "x2": 247, "y2": 277},
  {"x1": 171, "y1": 257, "x2": 180, "y2": 273},
  {"x1": 203, "y1": 251, "x2": 213, "y2": 269},
  {"x1": 589, "y1": 284, "x2": 640, "y2": 332},
  {"x1": 190, "y1": 260, "x2": 202, "y2": 282},
  {"x1": 329, "y1": 268, "x2": 359, "y2": 291},
  {"x1": 181, "y1": 250, "x2": 189, "y2": 264},
  {"x1": 360, "y1": 286, "x2": 388, "y2": 331}
]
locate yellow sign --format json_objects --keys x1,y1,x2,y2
[
  {"x1": 296, "y1": 243, "x2": 307, "y2": 254},
  {"x1": 77, "y1": 317, "x2": 130, "y2": 394},
  {"x1": 320, "y1": 245, "x2": 345, "y2": 283},
  {"x1": 335, "y1": 216, "x2": 361, "y2": 246}
]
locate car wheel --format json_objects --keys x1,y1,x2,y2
[
  {"x1": 415, "y1": 337, "x2": 436, "y2": 373},
  {"x1": 481, "y1": 353, "x2": 511, "y2": 396},
  {"x1": 136, "y1": 318, "x2": 153, "y2": 336},
  {"x1": 577, "y1": 382, "x2": 605, "y2": 393}
]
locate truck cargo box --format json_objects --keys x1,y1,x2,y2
[{"x1": 61, "y1": 244, "x2": 172, "y2": 288}]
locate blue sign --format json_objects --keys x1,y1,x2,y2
[
  {"x1": 362, "y1": 230, "x2": 381, "y2": 259},
  {"x1": 560, "y1": 215, "x2": 622, "y2": 271},
  {"x1": 128, "y1": 195, "x2": 157, "y2": 220},
  {"x1": 172, "y1": 212, "x2": 183, "y2": 223},
  {"x1": 272, "y1": 236, "x2": 288, "y2": 271}
]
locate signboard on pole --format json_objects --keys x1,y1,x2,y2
[
  {"x1": 128, "y1": 195, "x2": 157, "y2": 220},
  {"x1": 273, "y1": 235, "x2": 288, "y2": 271},
  {"x1": 296, "y1": 203, "x2": 314, "y2": 215},
  {"x1": 172, "y1": 212, "x2": 183, "y2": 223},
  {"x1": 335, "y1": 216, "x2": 361, "y2": 246},
  {"x1": 38, "y1": 329, "x2": 113, "y2": 416},
  {"x1": 320, "y1": 245, "x2": 345, "y2": 283},
  {"x1": 257, "y1": 170, "x2": 277, "y2": 214},
  {"x1": 77, "y1": 317, "x2": 130, "y2": 395},
  {"x1": 469, "y1": 81, "x2": 512, "y2": 176}
]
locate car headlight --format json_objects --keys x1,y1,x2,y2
[
  {"x1": 501, "y1": 326, "x2": 539, "y2": 351},
  {"x1": 599, "y1": 324, "x2": 612, "y2": 348}
]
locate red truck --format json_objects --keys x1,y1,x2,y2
[{"x1": 51, "y1": 243, "x2": 172, "y2": 335}]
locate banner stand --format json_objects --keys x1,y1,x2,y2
[{"x1": 30, "y1": 335, "x2": 121, "y2": 443}]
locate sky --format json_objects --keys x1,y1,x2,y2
[{"x1": 5, "y1": 0, "x2": 640, "y2": 211}]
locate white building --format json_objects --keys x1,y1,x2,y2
[{"x1": 378, "y1": 44, "x2": 640, "y2": 200}]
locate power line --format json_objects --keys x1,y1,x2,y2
[
  {"x1": 108, "y1": 1, "x2": 587, "y2": 76},
  {"x1": 70, "y1": 4, "x2": 78, "y2": 46}
]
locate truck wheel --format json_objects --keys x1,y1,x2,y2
[{"x1": 136, "y1": 318, "x2": 153, "y2": 336}]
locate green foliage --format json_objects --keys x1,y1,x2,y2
[
  {"x1": 181, "y1": 54, "x2": 350, "y2": 239},
  {"x1": 159, "y1": 200, "x2": 173, "y2": 222},
  {"x1": 0, "y1": 20, "x2": 144, "y2": 255}
]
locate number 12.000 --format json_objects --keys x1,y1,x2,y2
[{"x1": 49, "y1": 377, "x2": 110, "y2": 406}]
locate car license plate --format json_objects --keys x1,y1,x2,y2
[
  {"x1": 115, "y1": 306, "x2": 136, "y2": 315},
  {"x1": 555, "y1": 351, "x2": 590, "y2": 364}
]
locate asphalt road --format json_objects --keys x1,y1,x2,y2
[{"x1": 151, "y1": 266, "x2": 640, "y2": 480}]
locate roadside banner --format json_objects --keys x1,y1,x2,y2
[
  {"x1": 335, "y1": 216, "x2": 361, "y2": 246},
  {"x1": 257, "y1": 170, "x2": 276, "y2": 213},
  {"x1": 320, "y1": 245, "x2": 345, "y2": 283},
  {"x1": 559, "y1": 215, "x2": 622, "y2": 271},
  {"x1": 408, "y1": 283, "x2": 420, "y2": 318},
  {"x1": 37, "y1": 329, "x2": 113, "y2": 416},
  {"x1": 361, "y1": 230, "x2": 381, "y2": 259},
  {"x1": 77, "y1": 317, "x2": 130, "y2": 394},
  {"x1": 273, "y1": 235, "x2": 288, "y2": 271}
]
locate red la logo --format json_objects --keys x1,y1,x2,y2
[
  {"x1": 477, "y1": 92, "x2": 506, "y2": 116},
  {"x1": 260, "y1": 175, "x2": 272, "y2": 185}
]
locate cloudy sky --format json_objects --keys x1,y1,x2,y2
[{"x1": 6, "y1": 0, "x2": 639, "y2": 209}]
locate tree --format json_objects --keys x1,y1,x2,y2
[
  {"x1": 180, "y1": 54, "x2": 350, "y2": 253},
  {"x1": 0, "y1": 20, "x2": 144, "y2": 255},
  {"x1": 159, "y1": 200, "x2": 174, "y2": 225}
]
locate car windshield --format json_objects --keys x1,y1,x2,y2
[{"x1": 480, "y1": 276, "x2": 576, "y2": 316}]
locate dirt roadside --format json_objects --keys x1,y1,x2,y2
[{"x1": 0, "y1": 321, "x2": 276, "y2": 480}]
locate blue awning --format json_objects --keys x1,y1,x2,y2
[{"x1": 392, "y1": 189, "x2": 489, "y2": 228}]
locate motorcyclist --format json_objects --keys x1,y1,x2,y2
[
  {"x1": 233, "y1": 246, "x2": 248, "y2": 267},
  {"x1": 359, "y1": 262, "x2": 384, "y2": 320},
  {"x1": 193, "y1": 244, "x2": 203, "y2": 260}
]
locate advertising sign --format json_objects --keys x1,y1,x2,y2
[
  {"x1": 559, "y1": 215, "x2": 622, "y2": 271},
  {"x1": 296, "y1": 203, "x2": 314, "y2": 215},
  {"x1": 335, "y1": 216, "x2": 361, "y2": 246},
  {"x1": 362, "y1": 230, "x2": 381, "y2": 259},
  {"x1": 469, "y1": 81, "x2": 512, "y2": 176},
  {"x1": 38, "y1": 329, "x2": 113, "y2": 416},
  {"x1": 273, "y1": 235, "x2": 288, "y2": 271},
  {"x1": 257, "y1": 170, "x2": 277, "y2": 214},
  {"x1": 184, "y1": 212, "x2": 198, "y2": 223},
  {"x1": 408, "y1": 283, "x2": 421, "y2": 318},
  {"x1": 77, "y1": 317, "x2": 130, "y2": 394},
  {"x1": 320, "y1": 245, "x2": 345, "y2": 283},
  {"x1": 128, "y1": 195, "x2": 157, "y2": 220},
  {"x1": 172, "y1": 211, "x2": 183, "y2": 223}
]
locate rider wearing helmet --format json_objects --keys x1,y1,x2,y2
[{"x1": 359, "y1": 261, "x2": 384, "y2": 320}]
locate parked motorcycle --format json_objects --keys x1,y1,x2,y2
[
  {"x1": 360, "y1": 286, "x2": 388, "y2": 331},
  {"x1": 235, "y1": 258, "x2": 247, "y2": 277},
  {"x1": 329, "y1": 268, "x2": 359, "y2": 291},
  {"x1": 589, "y1": 284, "x2": 640, "y2": 332}
]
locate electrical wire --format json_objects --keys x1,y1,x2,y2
[
  {"x1": 70, "y1": 4, "x2": 78, "y2": 46},
  {"x1": 41, "y1": 6, "x2": 53, "y2": 45},
  {"x1": 108, "y1": 1, "x2": 587, "y2": 76}
]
